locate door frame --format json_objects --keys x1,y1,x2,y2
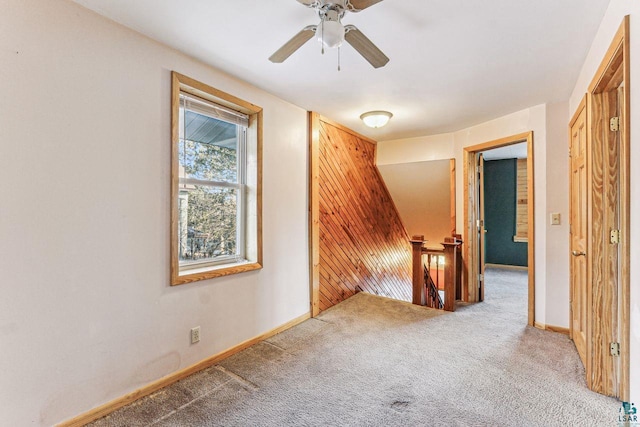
[
  {"x1": 463, "y1": 132, "x2": 535, "y2": 326},
  {"x1": 478, "y1": 153, "x2": 486, "y2": 302},
  {"x1": 581, "y1": 16, "x2": 630, "y2": 400}
]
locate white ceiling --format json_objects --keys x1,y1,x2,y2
[{"x1": 72, "y1": 0, "x2": 610, "y2": 141}]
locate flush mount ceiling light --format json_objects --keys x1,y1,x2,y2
[{"x1": 360, "y1": 110, "x2": 393, "y2": 128}]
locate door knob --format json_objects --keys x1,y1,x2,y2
[{"x1": 571, "y1": 250, "x2": 586, "y2": 257}]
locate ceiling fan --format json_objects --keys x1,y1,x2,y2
[{"x1": 269, "y1": 0, "x2": 389, "y2": 69}]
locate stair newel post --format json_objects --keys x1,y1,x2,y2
[
  {"x1": 442, "y1": 237, "x2": 459, "y2": 312},
  {"x1": 410, "y1": 235, "x2": 425, "y2": 305}
]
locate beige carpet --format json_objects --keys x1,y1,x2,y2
[{"x1": 89, "y1": 268, "x2": 619, "y2": 426}]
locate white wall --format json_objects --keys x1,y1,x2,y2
[
  {"x1": 569, "y1": 0, "x2": 640, "y2": 404},
  {"x1": 0, "y1": 0, "x2": 309, "y2": 425},
  {"x1": 378, "y1": 160, "x2": 453, "y2": 245},
  {"x1": 544, "y1": 101, "x2": 570, "y2": 327},
  {"x1": 376, "y1": 133, "x2": 454, "y2": 165}
]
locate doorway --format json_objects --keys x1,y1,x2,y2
[
  {"x1": 482, "y1": 151, "x2": 530, "y2": 270},
  {"x1": 463, "y1": 132, "x2": 535, "y2": 326}
]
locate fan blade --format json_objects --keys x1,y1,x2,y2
[
  {"x1": 296, "y1": 0, "x2": 319, "y2": 7},
  {"x1": 344, "y1": 26, "x2": 389, "y2": 68},
  {"x1": 346, "y1": 0, "x2": 383, "y2": 12},
  {"x1": 269, "y1": 26, "x2": 317, "y2": 63}
]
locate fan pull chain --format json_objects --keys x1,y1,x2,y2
[
  {"x1": 338, "y1": 47, "x2": 341, "y2": 71},
  {"x1": 321, "y1": 20, "x2": 325, "y2": 54}
]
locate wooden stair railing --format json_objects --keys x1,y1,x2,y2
[
  {"x1": 424, "y1": 263, "x2": 444, "y2": 309},
  {"x1": 410, "y1": 234, "x2": 463, "y2": 311},
  {"x1": 425, "y1": 247, "x2": 445, "y2": 290}
]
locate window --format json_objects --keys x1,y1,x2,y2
[
  {"x1": 171, "y1": 72, "x2": 262, "y2": 285},
  {"x1": 513, "y1": 158, "x2": 528, "y2": 243}
]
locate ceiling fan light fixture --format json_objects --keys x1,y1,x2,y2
[
  {"x1": 269, "y1": 0, "x2": 388, "y2": 68},
  {"x1": 360, "y1": 110, "x2": 393, "y2": 128},
  {"x1": 318, "y1": 19, "x2": 345, "y2": 48}
]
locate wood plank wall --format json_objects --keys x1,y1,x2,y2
[{"x1": 316, "y1": 116, "x2": 412, "y2": 311}]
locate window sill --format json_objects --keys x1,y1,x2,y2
[{"x1": 171, "y1": 261, "x2": 262, "y2": 286}]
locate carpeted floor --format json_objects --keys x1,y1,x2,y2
[{"x1": 89, "y1": 268, "x2": 619, "y2": 426}]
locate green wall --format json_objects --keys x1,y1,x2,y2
[{"x1": 483, "y1": 159, "x2": 528, "y2": 266}]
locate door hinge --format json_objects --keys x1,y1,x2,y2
[
  {"x1": 478, "y1": 274, "x2": 484, "y2": 282},
  {"x1": 610, "y1": 229, "x2": 621, "y2": 244},
  {"x1": 610, "y1": 342, "x2": 620, "y2": 357},
  {"x1": 610, "y1": 116, "x2": 620, "y2": 132}
]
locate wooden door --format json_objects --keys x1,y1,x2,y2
[
  {"x1": 589, "y1": 84, "x2": 623, "y2": 396},
  {"x1": 478, "y1": 154, "x2": 486, "y2": 301},
  {"x1": 569, "y1": 102, "x2": 588, "y2": 366}
]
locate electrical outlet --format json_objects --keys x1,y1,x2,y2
[{"x1": 191, "y1": 326, "x2": 200, "y2": 344}]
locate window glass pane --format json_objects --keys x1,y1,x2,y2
[
  {"x1": 178, "y1": 185, "x2": 239, "y2": 263},
  {"x1": 179, "y1": 109, "x2": 238, "y2": 183}
]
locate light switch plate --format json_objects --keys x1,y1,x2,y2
[{"x1": 550, "y1": 213, "x2": 561, "y2": 225}]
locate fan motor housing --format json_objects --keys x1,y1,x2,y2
[{"x1": 318, "y1": 4, "x2": 346, "y2": 21}]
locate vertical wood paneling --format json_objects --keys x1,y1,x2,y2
[{"x1": 314, "y1": 117, "x2": 412, "y2": 310}]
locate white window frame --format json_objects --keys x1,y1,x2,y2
[{"x1": 171, "y1": 72, "x2": 262, "y2": 285}]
